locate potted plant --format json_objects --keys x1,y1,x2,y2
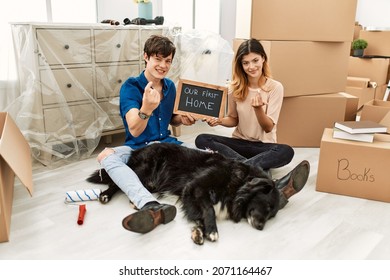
[{"x1": 351, "y1": 39, "x2": 368, "y2": 57}]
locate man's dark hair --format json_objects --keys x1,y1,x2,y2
[{"x1": 144, "y1": 35, "x2": 176, "y2": 59}]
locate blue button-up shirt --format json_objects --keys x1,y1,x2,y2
[{"x1": 119, "y1": 71, "x2": 182, "y2": 149}]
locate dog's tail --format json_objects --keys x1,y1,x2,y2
[{"x1": 86, "y1": 169, "x2": 112, "y2": 184}]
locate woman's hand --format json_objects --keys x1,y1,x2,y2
[
  {"x1": 251, "y1": 93, "x2": 267, "y2": 108},
  {"x1": 203, "y1": 117, "x2": 222, "y2": 127}
]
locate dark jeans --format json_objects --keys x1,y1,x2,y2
[{"x1": 195, "y1": 133, "x2": 294, "y2": 170}]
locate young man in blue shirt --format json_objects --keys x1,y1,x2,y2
[{"x1": 97, "y1": 35, "x2": 196, "y2": 234}]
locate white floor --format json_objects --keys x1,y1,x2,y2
[{"x1": 1, "y1": 122, "x2": 390, "y2": 261}]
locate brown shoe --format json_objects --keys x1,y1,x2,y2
[
  {"x1": 122, "y1": 203, "x2": 177, "y2": 234},
  {"x1": 276, "y1": 160, "x2": 310, "y2": 200}
]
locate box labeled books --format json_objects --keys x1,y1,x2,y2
[{"x1": 317, "y1": 128, "x2": 390, "y2": 202}]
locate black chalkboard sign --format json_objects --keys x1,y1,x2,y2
[{"x1": 174, "y1": 79, "x2": 228, "y2": 119}]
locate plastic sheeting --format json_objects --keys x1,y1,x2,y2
[
  {"x1": 8, "y1": 22, "x2": 233, "y2": 168},
  {"x1": 176, "y1": 29, "x2": 234, "y2": 87}
]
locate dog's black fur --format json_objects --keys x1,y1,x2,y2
[{"x1": 87, "y1": 143, "x2": 280, "y2": 245}]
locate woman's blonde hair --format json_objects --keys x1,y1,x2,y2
[{"x1": 230, "y1": 39, "x2": 272, "y2": 101}]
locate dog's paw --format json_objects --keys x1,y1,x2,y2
[
  {"x1": 206, "y1": 231, "x2": 219, "y2": 242},
  {"x1": 191, "y1": 226, "x2": 204, "y2": 245},
  {"x1": 99, "y1": 194, "x2": 111, "y2": 204}
]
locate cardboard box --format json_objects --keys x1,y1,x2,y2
[
  {"x1": 387, "y1": 63, "x2": 390, "y2": 84},
  {"x1": 242, "y1": 0, "x2": 357, "y2": 42},
  {"x1": 277, "y1": 93, "x2": 358, "y2": 147},
  {"x1": 360, "y1": 100, "x2": 390, "y2": 123},
  {"x1": 233, "y1": 39, "x2": 350, "y2": 97},
  {"x1": 374, "y1": 84, "x2": 389, "y2": 101},
  {"x1": 353, "y1": 23, "x2": 363, "y2": 41},
  {"x1": 344, "y1": 86, "x2": 375, "y2": 110},
  {"x1": 316, "y1": 128, "x2": 390, "y2": 202},
  {"x1": 346, "y1": 76, "x2": 370, "y2": 88},
  {"x1": 348, "y1": 57, "x2": 389, "y2": 85},
  {"x1": 359, "y1": 30, "x2": 390, "y2": 57},
  {"x1": 0, "y1": 112, "x2": 33, "y2": 243},
  {"x1": 379, "y1": 111, "x2": 390, "y2": 132}
]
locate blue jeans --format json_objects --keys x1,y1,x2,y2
[
  {"x1": 100, "y1": 145, "x2": 156, "y2": 209},
  {"x1": 195, "y1": 134, "x2": 294, "y2": 170},
  {"x1": 100, "y1": 143, "x2": 197, "y2": 209}
]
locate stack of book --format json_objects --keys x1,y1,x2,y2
[{"x1": 333, "y1": 120, "x2": 388, "y2": 143}]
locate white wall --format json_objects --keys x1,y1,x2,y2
[
  {"x1": 220, "y1": 0, "x2": 236, "y2": 45},
  {"x1": 96, "y1": 0, "x2": 139, "y2": 24},
  {"x1": 97, "y1": 0, "x2": 161, "y2": 24},
  {"x1": 356, "y1": 0, "x2": 390, "y2": 28}
]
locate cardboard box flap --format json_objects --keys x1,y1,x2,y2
[
  {"x1": 379, "y1": 111, "x2": 390, "y2": 132},
  {"x1": 360, "y1": 100, "x2": 390, "y2": 123},
  {"x1": 373, "y1": 133, "x2": 390, "y2": 143},
  {"x1": 0, "y1": 113, "x2": 33, "y2": 195}
]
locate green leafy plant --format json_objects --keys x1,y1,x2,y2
[
  {"x1": 133, "y1": 0, "x2": 150, "y2": 3},
  {"x1": 352, "y1": 39, "x2": 368, "y2": 50}
]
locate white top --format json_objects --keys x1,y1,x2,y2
[{"x1": 228, "y1": 78, "x2": 284, "y2": 143}]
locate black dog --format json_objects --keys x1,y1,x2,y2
[{"x1": 87, "y1": 143, "x2": 280, "y2": 245}]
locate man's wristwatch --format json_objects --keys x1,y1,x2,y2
[{"x1": 138, "y1": 111, "x2": 151, "y2": 120}]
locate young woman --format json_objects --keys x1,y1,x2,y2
[
  {"x1": 195, "y1": 38, "x2": 310, "y2": 209},
  {"x1": 195, "y1": 38, "x2": 294, "y2": 171}
]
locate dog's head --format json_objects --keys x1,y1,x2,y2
[{"x1": 231, "y1": 177, "x2": 279, "y2": 230}]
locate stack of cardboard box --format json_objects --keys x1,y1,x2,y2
[
  {"x1": 317, "y1": 27, "x2": 390, "y2": 201},
  {"x1": 234, "y1": 0, "x2": 359, "y2": 147},
  {"x1": 234, "y1": 1, "x2": 390, "y2": 201},
  {"x1": 346, "y1": 57, "x2": 389, "y2": 108},
  {"x1": 346, "y1": 28, "x2": 390, "y2": 102}
]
